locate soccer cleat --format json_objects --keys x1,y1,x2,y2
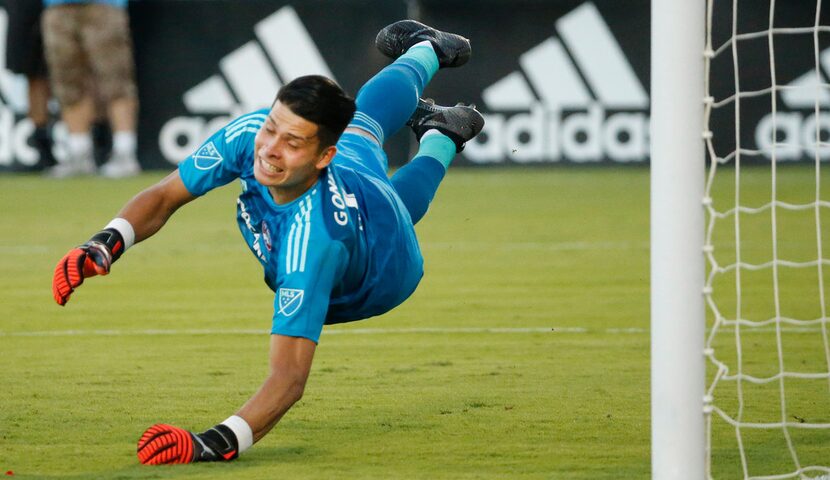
[
  {"x1": 375, "y1": 20, "x2": 471, "y2": 68},
  {"x1": 137, "y1": 424, "x2": 195, "y2": 465},
  {"x1": 407, "y1": 98, "x2": 485, "y2": 152}
]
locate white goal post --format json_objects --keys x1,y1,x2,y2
[
  {"x1": 652, "y1": 0, "x2": 830, "y2": 479},
  {"x1": 650, "y1": 0, "x2": 706, "y2": 479}
]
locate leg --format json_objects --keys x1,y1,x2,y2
[
  {"x1": 91, "y1": 82, "x2": 112, "y2": 165},
  {"x1": 108, "y1": 96, "x2": 138, "y2": 134},
  {"x1": 8, "y1": 1, "x2": 56, "y2": 170},
  {"x1": 42, "y1": 5, "x2": 97, "y2": 176},
  {"x1": 83, "y1": 4, "x2": 140, "y2": 177},
  {"x1": 391, "y1": 101, "x2": 485, "y2": 224},
  {"x1": 28, "y1": 76, "x2": 57, "y2": 169},
  {"x1": 102, "y1": 96, "x2": 140, "y2": 177},
  {"x1": 42, "y1": 5, "x2": 92, "y2": 134},
  {"x1": 27, "y1": 76, "x2": 51, "y2": 128},
  {"x1": 389, "y1": 132, "x2": 455, "y2": 224},
  {"x1": 347, "y1": 42, "x2": 439, "y2": 147},
  {"x1": 340, "y1": 20, "x2": 471, "y2": 175},
  {"x1": 352, "y1": 20, "x2": 482, "y2": 221},
  {"x1": 61, "y1": 95, "x2": 95, "y2": 134}
]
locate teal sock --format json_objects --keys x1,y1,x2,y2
[
  {"x1": 400, "y1": 41, "x2": 439, "y2": 83},
  {"x1": 417, "y1": 130, "x2": 456, "y2": 170},
  {"x1": 350, "y1": 41, "x2": 439, "y2": 147},
  {"x1": 390, "y1": 152, "x2": 448, "y2": 225}
]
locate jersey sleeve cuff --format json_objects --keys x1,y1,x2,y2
[
  {"x1": 270, "y1": 328, "x2": 321, "y2": 344},
  {"x1": 177, "y1": 163, "x2": 205, "y2": 197}
]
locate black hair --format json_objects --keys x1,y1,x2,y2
[{"x1": 274, "y1": 75, "x2": 356, "y2": 149}]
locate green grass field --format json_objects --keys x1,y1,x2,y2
[{"x1": 0, "y1": 166, "x2": 827, "y2": 479}]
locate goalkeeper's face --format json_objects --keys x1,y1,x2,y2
[{"x1": 254, "y1": 101, "x2": 335, "y2": 203}]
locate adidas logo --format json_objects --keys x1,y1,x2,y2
[
  {"x1": 780, "y1": 48, "x2": 830, "y2": 109},
  {"x1": 464, "y1": 2, "x2": 650, "y2": 164},
  {"x1": 159, "y1": 5, "x2": 333, "y2": 164},
  {"x1": 753, "y1": 47, "x2": 830, "y2": 161}
]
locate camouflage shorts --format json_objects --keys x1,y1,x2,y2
[{"x1": 41, "y1": 3, "x2": 137, "y2": 106}]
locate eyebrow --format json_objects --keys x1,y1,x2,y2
[
  {"x1": 285, "y1": 132, "x2": 314, "y2": 142},
  {"x1": 265, "y1": 115, "x2": 317, "y2": 142}
]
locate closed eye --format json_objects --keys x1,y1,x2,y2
[{"x1": 264, "y1": 117, "x2": 277, "y2": 134}]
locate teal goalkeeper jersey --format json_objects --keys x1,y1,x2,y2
[{"x1": 178, "y1": 110, "x2": 424, "y2": 343}]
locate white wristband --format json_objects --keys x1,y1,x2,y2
[
  {"x1": 221, "y1": 415, "x2": 254, "y2": 453},
  {"x1": 104, "y1": 218, "x2": 135, "y2": 250}
]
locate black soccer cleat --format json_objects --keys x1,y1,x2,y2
[
  {"x1": 408, "y1": 98, "x2": 485, "y2": 153},
  {"x1": 375, "y1": 20, "x2": 471, "y2": 68}
]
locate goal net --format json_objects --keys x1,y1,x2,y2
[{"x1": 703, "y1": 0, "x2": 830, "y2": 478}]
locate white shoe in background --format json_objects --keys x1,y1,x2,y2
[
  {"x1": 100, "y1": 153, "x2": 141, "y2": 178},
  {"x1": 44, "y1": 153, "x2": 96, "y2": 178}
]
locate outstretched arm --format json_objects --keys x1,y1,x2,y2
[
  {"x1": 116, "y1": 170, "x2": 196, "y2": 243},
  {"x1": 238, "y1": 334, "x2": 316, "y2": 441},
  {"x1": 52, "y1": 171, "x2": 196, "y2": 305},
  {"x1": 136, "y1": 334, "x2": 317, "y2": 464}
]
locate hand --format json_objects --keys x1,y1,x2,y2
[
  {"x1": 51, "y1": 241, "x2": 114, "y2": 306},
  {"x1": 137, "y1": 423, "x2": 239, "y2": 465},
  {"x1": 137, "y1": 424, "x2": 195, "y2": 465}
]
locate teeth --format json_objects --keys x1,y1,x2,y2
[{"x1": 260, "y1": 157, "x2": 279, "y2": 173}]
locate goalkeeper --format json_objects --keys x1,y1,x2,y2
[{"x1": 51, "y1": 20, "x2": 483, "y2": 464}]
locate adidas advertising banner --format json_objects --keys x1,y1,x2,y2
[
  {"x1": 0, "y1": 0, "x2": 828, "y2": 170},
  {"x1": 0, "y1": 0, "x2": 407, "y2": 171},
  {"x1": 420, "y1": 0, "x2": 652, "y2": 165},
  {"x1": 132, "y1": 0, "x2": 409, "y2": 170},
  {"x1": 421, "y1": 0, "x2": 830, "y2": 165}
]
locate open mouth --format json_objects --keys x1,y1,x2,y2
[{"x1": 259, "y1": 156, "x2": 283, "y2": 174}]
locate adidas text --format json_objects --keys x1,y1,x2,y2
[
  {"x1": 465, "y1": 103, "x2": 649, "y2": 164},
  {"x1": 755, "y1": 111, "x2": 830, "y2": 161},
  {"x1": 753, "y1": 46, "x2": 830, "y2": 161},
  {"x1": 469, "y1": 3, "x2": 650, "y2": 164},
  {"x1": 0, "y1": 111, "x2": 37, "y2": 167},
  {"x1": 0, "y1": 7, "x2": 39, "y2": 167}
]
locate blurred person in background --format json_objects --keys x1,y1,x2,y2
[
  {"x1": 41, "y1": 0, "x2": 140, "y2": 178},
  {"x1": 5, "y1": 0, "x2": 56, "y2": 170}
]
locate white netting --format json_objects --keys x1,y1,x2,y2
[{"x1": 704, "y1": 0, "x2": 830, "y2": 478}]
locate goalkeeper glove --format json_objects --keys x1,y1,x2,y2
[
  {"x1": 52, "y1": 228, "x2": 125, "y2": 306},
  {"x1": 136, "y1": 423, "x2": 240, "y2": 465}
]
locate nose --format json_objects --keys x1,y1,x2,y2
[{"x1": 261, "y1": 137, "x2": 282, "y2": 159}]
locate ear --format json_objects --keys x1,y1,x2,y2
[{"x1": 315, "y1": 146, "x2": 337, "y2": 170}]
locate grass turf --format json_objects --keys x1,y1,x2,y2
[{"x1": 0, "y1": 166, "x2": 825, "y2": 478}]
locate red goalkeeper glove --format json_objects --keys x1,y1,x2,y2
[
  {"x1": 52, "y1": 228, "x2": 125, "y2": 306},
  {"x1": 137, "y1": 423, "x2": 240, "y2": 465}
]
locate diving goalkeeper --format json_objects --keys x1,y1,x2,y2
[{"x1": 50, "y1": 20, "x2": 484, "y2": 464}]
